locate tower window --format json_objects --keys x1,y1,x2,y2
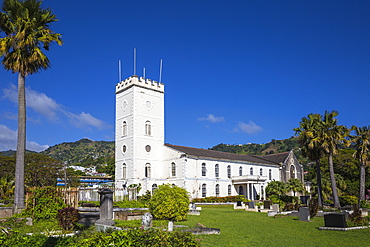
[
  {"x1": 122, "y1": 121, "x2": 127, "y2": 136},
  {"x1": 171, "y1": 162, "x2": 176, "y2": 177},
  {"x1": 145, "y1": 121, "x2": 151, "y2": 136},
  {"x1": 122, "y1": 163, "x2": 126, "y2": 179},
  {"x1": 201, "y1": 163, "x2": 206, "y2": 177},
  {"x1": 145, "y1": 163, "x2": 151, "y2": 178},
  {"x1": 215, "y1": 164, "x2": 219, "y2": 178}
]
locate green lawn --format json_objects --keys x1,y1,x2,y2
[{"x1": 180, "y1": 205, "x2": 370, "y2": 247}]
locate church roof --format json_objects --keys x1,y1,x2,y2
[{"x1": 165, "y1": 144, "x2": 288, "y2": 166}]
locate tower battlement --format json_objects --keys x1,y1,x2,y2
[{"x1": 116, "y1": 75, "x2": 164, "y2": 93}]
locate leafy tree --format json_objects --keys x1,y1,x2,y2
[
  {"x1": 0, "y1": 0, "x2": 62, "y2": 210},
  {"x1": 0, "y1": 176, "x2": 14, "y2": 202},
  {"x1": 351, "y1": 125, "x2": 370, "y2": 201},
  {"x1": 287, "y1": 178, "x2": 304, "y2": 196},
  {"x1": 294, "y1": 113, "x2": 324, "y2": 207},
  {"x1": 25, "y1": 153, "x2": 62, "y2": 187},
  {"x1": 319, "y1": 111, "x2": 349, "y2": 207},
  {"x1": 149, "y1": 184, "x2": 189, "y2": 231},
  {"x1": 265, "y1": 180, "x2": 287, "y2": 197}
]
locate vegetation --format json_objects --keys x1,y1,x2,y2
[
  {"x1": 0, "y1": 0, "x2": 62, "y2": 211},
  {"x1": 0, "y1": 153, "x2": 63, "y2": 187},
  {"x1": 351, "y1": 125, "x2": 370, "y2": 201},
  {"x1": 149, "y1": 184, "x2": 190, "y2": 222},
  {"x1": 192, "y1": 195, "x2": 247, "y2": 203},
  {"x1": 17, "y1": 187, "x2": 66, "y2": 221},
  {"x1": 286, "y1": 178, "x2": 305, "y2": 196},
  {"x1": 56, "y1": 207, "x2": 80, "y2": 231}
]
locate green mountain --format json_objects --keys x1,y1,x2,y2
[
  {"x1": 41, "y1": 138, "x2": 114, "y2": 167},
  {"x1": 210, "y1": 136, "x2": 301, "y2": 155}
]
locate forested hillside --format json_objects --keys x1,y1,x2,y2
[
  {"x1": 210, "y1": 137, "x2": 300, "y2": 155},
  {"x1": 40, "y1": 139, "x2": 115, "y2": 176}
]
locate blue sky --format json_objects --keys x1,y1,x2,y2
[{"x1": 0, "y1": 0, "x2": 369, "y2": 152}]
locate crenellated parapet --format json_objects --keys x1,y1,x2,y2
[{"x1": 116, "y1": 75, "x2": 165, "y2": 94}]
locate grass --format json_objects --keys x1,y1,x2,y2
[{"x1": 180, "y1": 205, "x2": 370, "y2": 247}]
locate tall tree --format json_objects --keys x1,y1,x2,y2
[
  {"x1": 294, "y1": 113, "x2": 324, "y2": 207},
  {"x1": 319, "y1": 111, "x2": 349, "y2": 208},
  {"x1": 351, "y1": 125, "x2": 370, "y2": 201},
  {"x1": 0, "y1": 0, "x2": 62, "y2": 211}
]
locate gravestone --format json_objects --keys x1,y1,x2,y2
[
  {"x1": 299, "y1": 207, "x2": 310, "y2": 221},
  {"x1": 264, "y1": 200, "x2": 272, "y2": 210},
  {"x1": 95, "y1": 188, "x2": 114, "y2": 226},
  {"x1": 141, "y1": 212, "x2": 153, "y2": 229},
  {"x1": 324, "y1": 213, "x2": 347, "y2": 228},
  {"x1": 237, "y1": 201, "x2": 243, "y2": 207},
  {"x1": 272, "y1": 204, "x2": 279, "y2": 212},
  {"x1": 248, "y1": 201, "x2": 255, "y2": 209}
]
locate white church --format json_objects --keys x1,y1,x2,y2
[{"x1": 115, "y1": 75, "x2": 304, "y2": 199}]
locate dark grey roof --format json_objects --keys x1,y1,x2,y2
[
  {"x1": 257, "y1": 152, "x2": 290, "y2": 164},
  {"x1": 165, "y1": 144, "x2": 283, "y2": 166}
]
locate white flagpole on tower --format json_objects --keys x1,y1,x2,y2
[
  {"x1": 134, "y1": 48, "x2": 136, "y2": 75},
  {"x1": 159, "y1": 59, "x2": 163, "y2": 83}
]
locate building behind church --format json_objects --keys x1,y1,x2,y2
[{"x1": 115, "y1": 76, "x2": 303, "y2": 199}]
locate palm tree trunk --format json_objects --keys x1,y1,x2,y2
[
  {"x1": 359, "y1": 163, "x2": 365, "y2": 201},
  {"x1": 328, "y1": 154, "x2": 340, "y2": 208},
  {"x1": 14, "y1": 73, "x2": 26, "y2": 212},
  {"x1": 315, "y1": 160, "x2": 323, "y2": 208}
]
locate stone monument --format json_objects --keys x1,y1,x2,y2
[{"x1": 95, "y1": 188, "x2": 115, "y2": 226}]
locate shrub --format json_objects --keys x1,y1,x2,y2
[
  {"x1": 57, "y1": 207, "x2": 80, "y2": 231},
  {"x1": 360, "y1": 200, "x2": 370, "y2": 209},
  {"x1": 348, "y1": 207, "x2": 369, "y2": 227},
  {"x1": 309, "y1": 197, "x2": 319, "y2": 218},
  {"x1": 75, "y1": 228, "x2": 200, "y2": 247},
  {"x1": 149, "y1": 184, "x2": 189, "y2": 222},
  {"x1": 18, "y1": 187, "x2": 66, "y2": 221},
  {"x1": 339, "y1": 195, "x2": 358, "y2": 206}
]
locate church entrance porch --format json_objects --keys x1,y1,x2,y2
[{"x1": 232, "y1": 175, "x2": 267, "y2": 200}]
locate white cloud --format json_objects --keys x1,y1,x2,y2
[
  {"x1": 198, "y1": 114, "x2": 225, "y2": 123},
  {"x1": 2, "y1": 84, "x2": 110, "y2": 130},
  {"x1": 0, "y1": 124, "x2": 49, "y2": 152},
  {"x1": 65, "y1": 111, "x2": 108, "y2": 129},
  {"x1": 3, "y1": 84, "x2": 60, "y2": 121},
  {"x1": 235, "y1": 121, "x2": 263, "y2": 134}
]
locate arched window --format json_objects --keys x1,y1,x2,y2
[
  {"x1": 228, "y1": 185, "x2": 232, "y2": 196},
  {"x1": 215, "y1": 184, "x2": 220, "y2": 197},
  {"x1": 171, "y1": 162, "x2": 176, "y2": 177},
  {"x1": 201, "y1": 163, "x2": 206, "y2": 177},
  {"x1": 122, "y1": 163, "x2": 126, "y2": 179},
  {"x1": 152, "y1": 184, "x2": 157, "y2": 194},
  {"x1": 202, "y1": 184, "x2": 207, "y2": 197},
  {"x1": 122, "y1": 121, "x2": 127, "y2": 136},
  {"x1": 215, "y1": 164, "x2": 219, "y2": 178},
  {"x1": 290, "y1": 165, "x2": 296, "y2": 179},
  {"x1": 238, "y1": 185, "x2": 244, "y2": 196},
  {"x1": 260, "y1": 168, "x2": 263, "y2": 176},
  {"x1": 227, "y1": 165, "x2": 231, "y2": 178},
  {"x1": 269, "y1": 169, "x2": 272, "y2": 180},
  {"x1": 145, "y1": 163, "x2": 151, "y2": 178},
  {"x1": 250, "y1": 167, "x2": 253, "y2": 175},
  {"x1": 145, "y1": 121, "x2": 151, "y2": 136},
  {"x1": 239, "y1": 166, "x2": 243, "y2": 176}
]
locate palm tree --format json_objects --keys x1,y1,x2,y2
[
  {"x1": 265, "y1": 180, "x2": 287, "y2": 197},
  {"x1": 0, "y1": 0, "x2": 62, "y2": 212},
  {"x1": 287, "y1": 178, "x2": 304, "y2": 197},
  {"x1": 319, "y1": 111, "x2": 349, "y2": 208},
  {"x1": 351, "y1": 125, "x2": 370, "y2": 202},
  {"x1": 294, "y1": 113, "x2": 324, "y2": 207}
]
